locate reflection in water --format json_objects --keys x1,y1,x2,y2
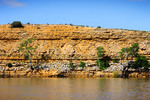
[{"x1": 0, "y1": 78, "x2": 149, "y2": 100}]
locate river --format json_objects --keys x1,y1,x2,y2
[{"x1": 0, "y1": 78, "x2": 149, "y2": 100}]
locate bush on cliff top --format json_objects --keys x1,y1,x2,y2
[
  {"x1": 97, "y1": 26, "x2": 101, "y2": 29},
  {"x1": 11, "y1": 21, "x2": 24, "y2": 28}
]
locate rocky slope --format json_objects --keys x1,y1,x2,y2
[{"x1": 0, "y1": 24, "x2": 149, "y2": 64}]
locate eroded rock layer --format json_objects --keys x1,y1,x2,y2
[{"x1": 0, "y1": 24, "x2": 149, "y2": 63}]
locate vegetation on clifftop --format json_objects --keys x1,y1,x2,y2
[{"x1": 11, "y1": 21, "x2": 24, "y2": 28}]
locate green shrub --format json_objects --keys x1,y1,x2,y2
[
  {"x1": 96, "y1": 57, "x2": 110, "y2": 70},
  {"x1": 112, "y1": 59, "x2": 119, "y2": 63},
  {"x1": 131, "y1": 55, "x2": 149, "y2": 70},
  {"x1": 74, "y1": 57, "x2": 79, "y2": 60},
  {"x1": 113, "y1": 71, "x2": 119, "y2": 78},
  {"x1": 69, "y1": 60, "x2": 74, "y2": 68},
  {"x1": 8, "y1": 63, "x2": 13, "y2": 68},
  {"x1": 24, "y1": 54, "x2": 29, "y2": 60},
  {"x1": 97, "y1": 26, "x2": 101, "y2": 29},
  {"x1": 11, "y1": 21, "x2": 24, "y2": 28},
  {"x1": 27, "y1": 22, "x2": 30, "y2": 25},
  {"x1": 79, "y1": 61, "x2": 86, "y2": 68},
  {"x1": 70, "y1": 24, "x2": 73, "y2": 26}
]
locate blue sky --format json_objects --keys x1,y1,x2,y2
[{"x1": 0, "y1": 0, "x2": 150, "y2": 31}]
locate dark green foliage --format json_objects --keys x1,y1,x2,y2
[
  {"x1": 112, "y1": 59, "x2": 119, "y2": 63},
  {"x1": 96, "y1": 56, "x2": 110, "y2": 70},
  {"x1": 119, "y1": 43, "x2": 139, "y2": 60},
  {"x1": 120, "y1": 47, "x2": 130, "y2": 60},
  {"x1": 96, "y1": 47, "x2": 105, "y2": 58},
  {"x1": 129, "y1": 43, "x2": 139, "y2": 59},
  {"x1": 74, "y1": 57, "x2": 79, "y2": 60},
  {"x1": 8, "y1": 63, "x2": 13, "y2": 68},
  {"x1": 131, "y1": 55, "x2": 149, "y2": 70},
  {"x1": 24, "y1": 53, "x2": 29, "y2": 59},
  {"x1": 19, "y1": 38, "x2": 37, "y2": 52},
  {"x1": 79, "y1": 61, "x2": 86, "y2": 68},
  {"x1": 118, "y1": 51, "x2": 125, "y2": 60},
  {"x1": 97, "y1": 26, "x2": 101, "y2": 28},
  {"x1": 19, "y1": 38, "x2": 37, "y2": 67},
  {"x1": 27, "y1": 22, "x2": 30, "y2": 25},
  {"x1": 96, "y1": 47, "x2": 109, "y2": 70},
  {"x1": 69, "y1": 60, "x2": 74, "y2": 68},
  {"x1": 11, "y1": 21, "x2": 24, "y2": 28}
]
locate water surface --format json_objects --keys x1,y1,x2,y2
[{"x1": 0, "y1": 78, "x2": 149, "y2": 100}]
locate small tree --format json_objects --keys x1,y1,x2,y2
[
  {"x1": 119, "y1": 43, "x2": 139, "y2": 62},
  {"x1": 118, "y1": 51, "x2": 125, "y2": 64},
  {"x1": 96, "y1": 47, "x2": 109, "y2": 70},
  {"x1": 96, "y1": 56, "x2": 110, "y2": 70},
  {"x1": 120, "y1": 47, "x2": 130, "y2": 61},
  {"x1": 19, "y1": 38, "x2": 37, "y2": 69},
  {"x1": 96, "y1": 47, "x2": 106, "y2": 67},
  {"x1": 79, "y1": 61, "x2": 86, "y2": 68},
  {"x1": 119, "y1": 47, "x2": 131, "y2": 78},
  {"x1": 11, "y1": 21, "x2": 24, "y2": 28},
  {"x1": 131, "y1": 55, "x2": 149, "y2": 70},
  {"x1": 68, "y1": 60, "x2": 74, "y2": 69},
  {"x1": 119, "y1": 43, "x2": 141, "y2": 77},
  {"x1": 129, "y1": 43, "x2": 139, "y2": 60}
]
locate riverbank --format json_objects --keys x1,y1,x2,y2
[{"x1": 0, "y1": 68, "x2": 150, "y2": 78}]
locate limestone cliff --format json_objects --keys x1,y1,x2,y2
[{"x1": 0, "y1": 24, "x2": 149, "y2": 63}]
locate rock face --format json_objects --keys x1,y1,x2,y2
[
  {"x1": 105, "y1": 63, "x2": 123, "y2": 72},
  {"x1": 0, "y1": 68, "x2": 150, "y2": 78},
  {"x1": 0, "y1": 24, "x2": 149, "y2": 63}
]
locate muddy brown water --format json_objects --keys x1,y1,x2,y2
[{"x1": 0, "y1": 78, "x2": 149, "y2": 100}]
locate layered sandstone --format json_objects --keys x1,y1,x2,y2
[
  {"x1": 0, "y1": 68, "x2": 150, "y2": 78},
  {"x1": 0, "y1": 24, "x2": 149, "y2": 64}
]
